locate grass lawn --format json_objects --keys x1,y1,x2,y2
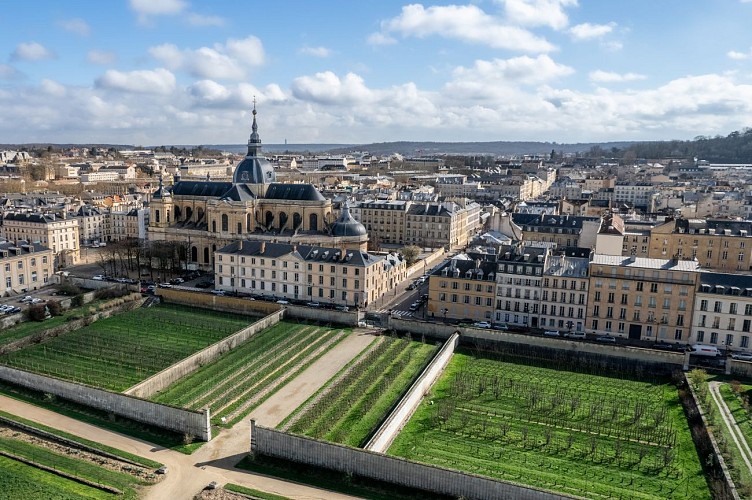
[
  {"x1": 0, "y1": 303, "x2": 250, "y2": 391},
  {"x1": 152, "y1": 321, "x2": 350, "y2": 426},
  {"x1": 0, "y1": 300, "x2": 110, "y2": 347},
  {"x1": 0, "y1": 409, "x2": 162, "y2": 469},
  {"x1": 0, "y1": 454, "x2": 114, "y2": 499},
  {"x1": 388, "y1": 352, "x2": 709, "y2": 500},
  {"x1": 0, "y1": 438, "x2": 147, "y2": 499},
  {"x1": 285, "y1": 335, "x2": 438, "y2": 447},
  {"x1": 225, "y1": 483, "x2": 293, "y2": 500}
]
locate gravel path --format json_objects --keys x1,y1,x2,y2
[
  {"x1": 0, "y1": 329, "x2": 376, "y2": 500},
  {"x1": 708, "y1": 380, "x2": 752, "y2": 476}
]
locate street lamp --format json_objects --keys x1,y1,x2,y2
[{"x1": 442, "y1": 308, "x2": 448, "y2": 323}]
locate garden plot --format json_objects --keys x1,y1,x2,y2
[
  {"x1": 151, "y1": 321, "x2": 350, "y2": 426},
  {"x1": 282, "y1": 335, "x2": 439, "y2": 447},
  {"x1": 0, "y1": 304, "x2": 249, "y2": 392},
  {"x1": 388, "y1": 352, "x2": 709, "y2": 500}
]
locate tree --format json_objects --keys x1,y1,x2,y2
[{"x1": 400, "y1": 245, "x2": 421, "y2": 266}]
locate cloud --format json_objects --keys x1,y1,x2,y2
[
  {"x1": 40, "y1": 79, "x2": 67, "y2": 97},
  {"x1": 376, "y1": 4, "x2": 556, "y2": 53},
  {"x1": 11, "y1": 42, "x2": 55, "y2": 61},
  {"x1": 299, "y1": 46, "x2": 332, "y2": 58},
  {"x1": 0, "y1": 64, "x2": 21, "y2": 80},
  {"x1": 185, "y1": 13, "x2": 225, "y2": 26},
  {"x1": 453, "y1": 55, "x2": 574, "y2": 85},
  {"x1": 589, "y1": 70, "x2": 646, "y2": 83},
  {"x1": 129, "y1": 0, "x2": 186, "y2": 16},
  {"x1": 569, "y1": 22, "x2": 615, "y2": 40},
  {"x1": 367, "y1": 32, "x2": 397, "y2": 46},
  {"x1": 292, "y1": 71, "x2": 374, "y2": 105},
  {"x1": 59, "y1": 18, "x2": 90, "y2": 37},
  {"x1": 95, "y1": 68, "x2": 176, "y2": 94},
  {"x1": 149, "y1": 36, "x2": 264, "y2": 80},
  {"x1": 501, "y1": 0, "x2": 577, "y2": 30},
  {"x1": 87, "y1": 50, "x2": 117, "y2": 65},
  {"x1": 728, "y1": 48, "x2": 752, "y2": 60}
]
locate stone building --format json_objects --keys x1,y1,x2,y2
[
  {"x1": 426, "y1": 254, "x2": 497, "y2": 323},
  {"x1": 539, "y1": 248, "x2": 590, "y2": 333},
  {"x1": 214, "y1": 240, "x2": 406, "y2": 308},
  {"x1": 2, "y1": 212, "x2": 80, "y2": 268},
  {"x1": 149, "y1": 105, "x2": 368, "y2": 269},
  {"x1": 0, "y1": 240, "x2": 53, "y2": 295},
  {"x1": 493, "y1": 245, "x2": 548, "y2": 328},
  {"x1": 691, "y1": 272, "x2": 752, "y2": 354}
]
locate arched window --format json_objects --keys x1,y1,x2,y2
[
  {"x1": 279, "y1": 212, "x2": 288, "y2": 230},
  {"x1": 309, "y1": 213, "x2": 318, "y2": 231},
  {"x1": 293, "y1": 212, "x2": 302, "y2": 230},
  {"x1": 191, "y1": 246, "x2": 198, "y2": 262},
  {"x1": 247, "y1": 213, "x2": 252, "y2": 231},
  {"x1": 185, "y1": 206, "x2": 193, "y2": 221},
  {"x1": 265, "y1": 211, "x2": 274, "y2": 228},
  {"x1": 197, "y1": 208, "x2": 204, "y2": 221},
  {"x1": 203, "y1": 247, "x2": 210, "y2": 263},
  {"x1": 221, "y1": 214, "x2": 228, "y2": 232},
  {"x1": 173, "y1": 205, "x2": 181, "y2": 219},
  {"x1": 212, "y1": 220, "x2": 217, "y2": 232},
  {"x1": 237, "y1": 222, "x2": 242, "y2": 234},
  {"x1": 155, "y1": 210, "x2": 160, "y2": 223}
]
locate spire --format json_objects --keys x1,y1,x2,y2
[{"x1": 247, "y1": 96, "x2": 261, "y2": 157}]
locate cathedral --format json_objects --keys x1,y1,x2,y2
[{"x1": 149, "y1": 105, "x2": 368, "y2": 269}]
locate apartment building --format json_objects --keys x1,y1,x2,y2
[
  {"x1": 494, "y1": 245, "x2": 547, "y2": 328},
  {"x1": 691, "y1": 272, "x2": 752, "y2": 354},
  {"x1": 512, "y1": 213, "x2": 600, "y2": 249},
  {"x1": 586, "y1": 255, "x2": 700, "y2": 342},
  {"x1": 110, "y1": 208, "x2": 149, "y2": 241},
  {"x1": 214, "y1": 240, "x2": 407, "y2": 308},
  {"x1": 0, "y1": 241, "x2": 54, "y2": 294},
  {"x1": 2, "y1": 212, "x2": 80, "y2": 267},
  {"x1": 73, "y1": 206, "x2": 106, "y2": 245},
  {"x1": 426, "y1": 255, "x2": 497, "y2": 323},
  {"x1": 405, "y1": 200, "x2": 481, "y2": 250},
  {"x1": 614, "y1": 182, "x2": 655, "y2": 208},
  {"x1": 349, "y1": 200, "x2": 409, "y2": 246},
  {"x1": 539, "y1": 248, "x2": 590, "y2": 333}
]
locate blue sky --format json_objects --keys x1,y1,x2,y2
[{"x1": 2, "y1": 0, "x2": 752, "y2": 146}]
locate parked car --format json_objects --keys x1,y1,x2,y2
[
  {"x1": 408, "y1": 302, "x2": 420, "y2": 311},
  {"x1": 205, "y1": 481, "x2": 218, "y2": 490},
  {"x1": 276, "y1": 299, "x2": 290, "y2": 305},
  {"x1": 211, "y1": 289, "x2": 225, "y2": 295},
  {"x1": 156, "y1": 466, "x2": 168, "y2": 475},
  {"x1": 406, "y1": 283, "x2": 416, "y2": 290},
  {"x1": 92, "y1": 275, "x2": 105, "y2": 281},
  {"x1": 543, "y1": 330, "x2": 560, "y2": 337},
  {"x1": 564, "y1": 331, "x2": 586, "y2": 339},
  {"x1": 335, "y1": 305, "x2": 349, "y2": 312},
  {"x1": 158, "y1": 283, "x2": 173, "y2": 288},
  {"x1": 596, "y1": 335, "x2": 617, "y2": 343},
  {"x1": 357, "y1": 321, "x2": 368, "y2": 328},
  {"x1": 690, "y1": 344, "x2": 721, "y2": 357},
  {"x1": 493, "y1": 323, "x2": 510, "y2": 331},
  {"x1": 306, "y1": 301, "x2": 321, "y2": 308},
  {"x1": 472, "y1": 321, "x2": 492, "y2": 329},
  {"x1": 18, "y1": 296, "x2": 33, "y2": 303},
  {"x1": 732, "y1": 352, "x2": 752, "y2": 361}
]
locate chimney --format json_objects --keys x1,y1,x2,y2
[
  {"x1": 238, "y1": 240, "x2": 243, "y2": 250},
  {"x1": 260, "y1": 241, "x2": 266, "y2": 254}
]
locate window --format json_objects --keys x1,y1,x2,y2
[
  {"x1": 591, "y1": 319, "x2": 599, "y2": 330},
  {"x1": 746, "y1": 304, "x2": 752, "y2": 316},
  {"x1": 726, "y1": 334, "x2": 734, "y2": 347},
  {"x1": 636, "y1": 282, "x2": 644, "y2": 292},
  {"x1": 697, "y1": 331, "x2": 705, "y2": 342},
  {"x1": 710, "y1": 332, "x2": 719, "y2": 344},
  {"x1": 714, "y1": 301, "x2": 723, "y2": 313},
  {"x1": 650, "y1": 283, "x2": 658, "y2": 293},
  {"x1": 675, "y1": 329, "x2": 683, "y2": 340},
  {"x1": 607, "y1": 292, "x2": 614, "y2": 303},
  {"x1": 743, "y1": 336, "x2": 750, "y2": 348},
  {"x1": 439, "y1": 293, "x2": 446, "y2": 301},
  {"x1": 730, "y1": 303, "x2": 738, "y2": 315}
]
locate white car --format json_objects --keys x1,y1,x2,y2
[
  {"x1": 732, "y1": 352, "x2": 752, "y2": 361},
  {"x1": 472, "y1": 321, "x2": 492, "y2": 329},
  {"x1": 92, "y1": 275, "x2": 105, "y2": 280},
  {"x1": 565, "y1": 331, "x2": 586, "y2": 339},
  {"x1": 543, "y1": 330, "x2": 561, "y2": 337}
]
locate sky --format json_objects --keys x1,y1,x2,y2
[{"x1": 2, "y1": 0, "x2": 752, "y2": 146}]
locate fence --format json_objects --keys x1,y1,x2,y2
[
  {"x1": 365, "y1": 333, "x2": 459, "y2": 453},
  {"x1": 251, "y1": 421, "x2": 570, "y2": 500},
  {"x1": 124, "y1": 310, "x2": 284, "y2": 398},
  {"x1": 0, "y1": 365, "x2": 211, "y2": 441}
]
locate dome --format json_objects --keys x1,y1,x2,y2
[
  {"x1": 232, "y1": 103, "x2": 276, "y2": 185},
  {"x1": 330, "y1": 202, "x2": 367, "y2": 237}
]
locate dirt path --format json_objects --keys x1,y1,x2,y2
[
  {"x1": 708, "y1": 380, "x2": 752, "y2": 476},
  {"x1": 0, "y1": 330, "x2": 375, "y2": 500}
]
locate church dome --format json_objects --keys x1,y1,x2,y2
[
  {"x1": 330, "y1": 202, "x2": 367, "y2": 237},
  {"x1": 233, "y1": 103, "x2": 276, "y2": 185}
]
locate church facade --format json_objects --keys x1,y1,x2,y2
[{"x1": 148, "y1": 106, "x2": 368, "y2": 268}]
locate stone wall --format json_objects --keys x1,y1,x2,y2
[
  {"x1": 365, "y1": 333, "x2": 459, "y2": 453},
  {"x1": 251, "y1": 421, "x2": 569, "y2": 500},
  {"x1": 388, "y1": 317, "x2": 687, "y2": 368},
  {"x1": 157, "y1": 288, "x2": 279, "y2": 317},
  {"x1": 406, "y1": 248, "x2": 446, "y2": 280},
  {"x1": 283, "y1": 304, "x2": 358, "y2": 326},
  {"x1": 0, "y1": 365, "x2": 211, "y2": 441},
  {"x1": 728, "y1": 359, "x2": 752, "y2": 379},
  {"x1": 124, "y1": 310, "x2": 284, "y2": 398}
]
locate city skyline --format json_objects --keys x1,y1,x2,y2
[{"x1": 2, "y1": 0, "x2": 752, "y2": 146}]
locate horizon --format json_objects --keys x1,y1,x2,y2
[{"x1": 2, "y1": 1, "x2": 752, "y2": 145}]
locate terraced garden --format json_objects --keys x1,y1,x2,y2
[
  {"x1": 282, "y1": 335, "x2": 439, "y2": 447},
  {"x1": 0, "y1": 304, "x2": 250, "y2": 391},
  {"x1": 388, "y1": 352, "x2": 709, "y2": 500},
  {"x1": 151, "y1": 321, "x2": 350, "y2": 426}
]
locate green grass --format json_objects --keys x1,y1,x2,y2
[
  {"x1": 388, "y1": 352, "x2": 709, "y2": 500},
  {"x1": 0, "y1": 437, "x2": 146, "y2": 499},
  {"x1": 152, "y1": 321, "x2": 350, "y2": 426},
  {"x1": 0, "y1": 300, "x2": 106, "y2": 347},
  {"x1": 0, "y1": 409, "x2": 162, "y2": 469},
  {"x1": 0, "y1": 380, "x2": 198, "y2": 454},
  {"x1": 287, "y1": 336, "x2": 438, "y2": 447},
  {"x1": 225, "y1": 483, "x2": 293, "y2": 500},
  {"x1": 0, "y1": 454, "x2": 113, "y2": 499},
  {"x1": 0, "y1": 303, "x2": 250, "y2": 391}
]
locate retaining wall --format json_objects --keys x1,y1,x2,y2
[
  {"x1": 388, "y1": 317, "x2": 687, "y2": 368},
  {"x1": 157, "y1": 288, "x2": 279, "y2": 317},
  {"x1": 0, "y1": 365, "x2": 211, "y2": 441},
  {"x1": 125, "y1": 310, "x2": 284, "y2": 398},
  {"x1": 406, "y1": 248, "x2": 446, "y2": 280},
  {"x1": 283, "y1": 304, "x2": 358, "y2": 326},
  {"x1": 365, "y1": 333, "x2": 459, "y2": 453},
  {"x1": 251, "y1": 421, "x2": 569, "y2": 500}
]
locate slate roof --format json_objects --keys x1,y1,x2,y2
[
  {"x1": 220, "y1": 184, "x2": 256, "y2": 202},
  {"x1": 217, "y1": 240, "x2": 392, "y2": 268},
  {"x1": 264, "y1": 183, "x2": 326, "y2": 201},
  {"x1": 171, "y1": 181, "x2": 233, "y2": 198},
  {"x1": 698, "y1": 272, "x2": 752, "y2": 296},
  {"x1": 511, "y1": 213, "x2": 598, "y2": 229}
]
